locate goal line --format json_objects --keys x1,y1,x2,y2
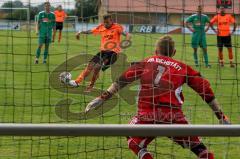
[{"x1": 0, "y1": 124, "x2": 239, "y2": 137}]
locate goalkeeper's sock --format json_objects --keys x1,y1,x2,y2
[
  {"x1": 36, "y1": 47, "x2": 41, "y2": 59},
  {"x1": 193, "y1": 52, "x2": 199, "y2": 66},
  {"x1": 203, "y1": 51, "x2": 209, "y2": 67}
]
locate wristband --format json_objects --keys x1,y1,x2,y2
[{"x1": 107, "y1": 82, "x2": 119, "y2": 94}]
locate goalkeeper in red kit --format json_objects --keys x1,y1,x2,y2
[{"x1": 85, "y1": 35, "x2": 230, "y2": 159}]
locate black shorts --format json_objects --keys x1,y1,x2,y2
[
  {"x1": 90, "y1": 51, "x2": 118, "y2": 71},
  {"x1": 217, "y1": 36, "x2": 232, "y2": 48},
  {"x1": 56, "y1": 22, "x2": 63, "y2": 30}
]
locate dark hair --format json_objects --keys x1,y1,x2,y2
[
  {"x1": 103, "y1": 14, "x2": 112, "y2": 20},
  {"x1": 156, "y1": 35, "x2": 175, "y2": 57},
  {"x1": 198, "y1": 5, "x2": 203, "y2": 10},
  {"x1": 44, "y1": 2, "x2": 50, "y2": 5}
]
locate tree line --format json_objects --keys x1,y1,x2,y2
[{"x1": 0, "y1": 0, "x2": 98, "y2": 22}]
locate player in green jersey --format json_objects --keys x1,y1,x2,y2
[
  {"x1": 186, "y1": 5, "x2": 211, "y2": 68},
  {"x1": 35, "y1": 2, "x2": 56, "y2": 64}
]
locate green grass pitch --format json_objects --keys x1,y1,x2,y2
[{"x1": 0, "y1": 30, "x2": 240, "y2": 159}]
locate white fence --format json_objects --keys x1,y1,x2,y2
[{"x1": 0, "y1": 21, "x2": 21, "y2": 30}]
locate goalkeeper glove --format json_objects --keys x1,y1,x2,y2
[
  {"x1": 85, "y1": 91, "x2": 112, "y2": 113},
  {"x1": 85, "y1": 97, "x2": 104, "y2": 113}
]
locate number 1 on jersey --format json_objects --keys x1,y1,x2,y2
[{"x1": 154, "y1": 65, "x2": 165, "y2": 85}]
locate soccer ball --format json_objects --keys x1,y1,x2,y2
[{"x1": 59, "y1": 72, "x2": 72, "y2": 84}]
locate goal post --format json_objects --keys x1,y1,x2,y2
[{"x1": 0, "y1": 124, "x2": 239, "y2": 137}]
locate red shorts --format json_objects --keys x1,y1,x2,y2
[{"x1": 128, "y1": 108, "x2": 201, "y2": 150}]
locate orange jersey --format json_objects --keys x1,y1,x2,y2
[
  {"x1": 91, "y1": 23, "x2": 124, "y2": 53},
  {"x1": 210, "y1": 14, "x2": 235, "y2": 36},
  {"x1": 54, "y1": 10, "x2": 67, "y2": 22}
]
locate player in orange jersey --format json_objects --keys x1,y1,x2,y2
[
  {"x1": 210, "y1": 6, "x2": 236, "y2": 67},
  {"x1": 68, "y1": 14, "x2": 131, "y2": 92},
  {"x1": 53, "y1": 5, "x2": 67, "y2": 43}
]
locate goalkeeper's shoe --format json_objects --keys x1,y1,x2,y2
[{"x1": 68, "y1": 80, "x2": 79, "y2": 87}]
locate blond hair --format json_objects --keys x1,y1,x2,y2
[{"x1": 156, "y1": 35, "x2": 175, "y2": 57}]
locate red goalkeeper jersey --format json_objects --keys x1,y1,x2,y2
[{"x1": 117, "y1": 55, "x2": 215, "y2": 116}]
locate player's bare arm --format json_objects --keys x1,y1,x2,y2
[
  {"x1": 185, "y1": 22, "x2": 195, "y2": 33},
  {"x1": 35, "y1": 13, "x2": 41, "y2": 35},
  {"x1": 75, "y1": 30, "x2": 92, "y2": 40},
  {"x1": 232, "y1": 22, "x2": 237, "y2": 34},
  {"x1": 121, "y1": 32, "x2": 132, "y2": 48},
  {"x1": 35, "y1": 20, "x2": 40, "y2": 35},
  {"x1": 205, "y1": 22, "x2": 210, "y2": 32},
  {"x1": 122, "y1": 32, "x2": 132, "y2": 41},
  {"x1": 210, "y1": 22, "x2": 218, "y2": 34}
]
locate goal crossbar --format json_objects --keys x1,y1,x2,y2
[{"x1": 0, "y1": 124, "x2": 239, "y2": 137}]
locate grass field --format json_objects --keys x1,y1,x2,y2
[{"x1": 0, "y1": 30, "x2": 240, "y2": 159}]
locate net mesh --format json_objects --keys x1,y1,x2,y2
[{"x1": 0, "y1": 0, "x2": 240, "y2": 158}]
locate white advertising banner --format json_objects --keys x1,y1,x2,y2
[{"x1": 0, "y1": 21, "x2": 20, "y2": 30}]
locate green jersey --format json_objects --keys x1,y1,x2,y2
[
  {"x1": 186, "y1": 14, "x2": 210, "y2": 33},
  {"x1": 37, "y1": 11, "x2": 56, "y2": 37}
]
